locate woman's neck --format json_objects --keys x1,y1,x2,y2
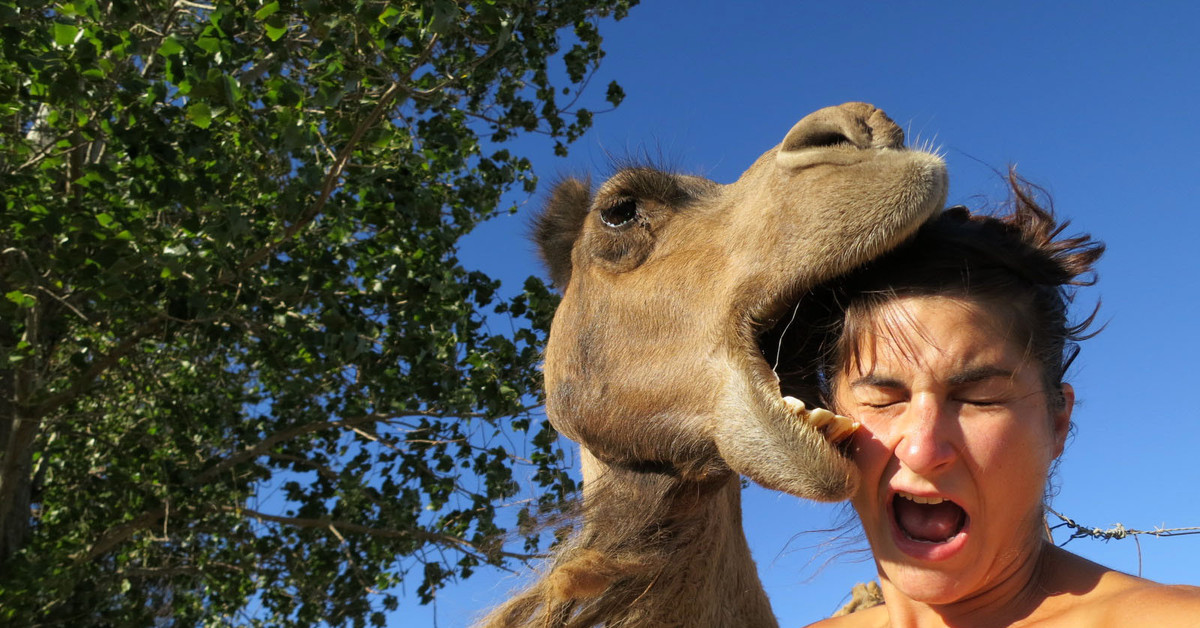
[{"x1": 877, "y1": 538, "x2": 1060, "y2": 628}]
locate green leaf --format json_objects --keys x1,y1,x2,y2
[
  {"x1": 219, "y1": 74, "x2": 241, "y2": 107},
  {"x1": 606, "y1": 80, "x2": 626, "y2": 107},
  {"x1": 53, "y1": 23, "x2": 79, "y2": 47},
  {"x1": 157, "y1": 35, "x2": 184, "y2": 57},
  {"x1": 195, "y1": 37, "x2": 221, "y2": 54},
  {"x1": 429, "y1": 0, "x2": 459, "y2": 35},
  {"x1": 5, "y1": 291, "x2": 34, "y2": 307},
  {"x1": 254, "y1": 1, "x2": 280, "y2": 20},
  {"x1": 379, "y1": 6, "x2": 402, "y2": 26},
  {"x1": 264, "y1": 16, "x2": 288, "y2": 41},
  {"x1": 186, "y1": 102, "x2": 212, "y2": 128}
]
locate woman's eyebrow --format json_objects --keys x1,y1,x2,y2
[
  {"x1": 848, "y1": 366, "x2": 1016, "y2": 390},
  {"x1": 849, "y1": 374, "x2": 906, "y2": 389},
  {"x1": 947, "y1": 366, "x2": 1015, "y2": 386}
]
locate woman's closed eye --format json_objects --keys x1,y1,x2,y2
[
  {"x1": 957, "y1": 397, "x2": 1003, "y2": 407},
  {"x1": 856, "y1": 389, "x2": 907, "y2": 409},
  {"x1": 952, "y1": 380, "x2": 1013, "y2": 408},
  {"x1": 845, "y1": 375, "x2": 909, "y2": 408}
]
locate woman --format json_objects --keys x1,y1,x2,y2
[{"x1": 798, "y1": 177, "x2": 1200, "y2": 626}]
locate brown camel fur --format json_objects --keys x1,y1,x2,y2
[{"x1": 479, "y1": 103, "x2": 948, "y2": 627}]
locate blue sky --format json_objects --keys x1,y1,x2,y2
[{"x1": 413, "y1": 2, "x2": 1200, "y2": 625}]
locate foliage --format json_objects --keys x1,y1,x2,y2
[{"x1": 0, "y1": 0, "x2": 635, "y2": 624}]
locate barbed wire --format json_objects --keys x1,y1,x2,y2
[
  {"x1": 1046, "y1": 507, "x2": 1200, "y2": 577},
  {"x1": 1047, "y1": 507, "x2": 1200, "y2": 544}
]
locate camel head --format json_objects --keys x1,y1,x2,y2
[{"x1": 534, "y1": 102, "x2": 947, "y2": 501}]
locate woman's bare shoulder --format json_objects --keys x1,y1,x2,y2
[
  {"x1": 1047, "y1": 565, "x2": 1200, "y2": 627},
  {"x1": 1041, "y1": 545, "x2": 1200, "y2": 625},
  {"x1": 1095, "y1": 578, "x2": 1200, "y2": 626},
  {"x1": 803, "y1": 603, "x2": 888, "y2": 628}
]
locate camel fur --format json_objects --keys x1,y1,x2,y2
[{"x1": 479, "y1": 102, "x2": 948, "y2": 627}]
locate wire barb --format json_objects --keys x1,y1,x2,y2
[{"x1": 1046, "y1": 507, "x2": 1200, "y2": 546}]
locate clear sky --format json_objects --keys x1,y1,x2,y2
[{"x1": 413, "y1": 2, "x2": 1200, "y2": 625}]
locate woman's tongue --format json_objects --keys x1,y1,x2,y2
[{"x1": 894, "y1": 496, "x2": 965, "y2": 543}]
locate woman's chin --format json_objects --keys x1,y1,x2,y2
[
  {"x1": 871, "y1": 520, "x2": 979, "y2": 606},
  {"x1": 877, "y1": 562, "x2": 976, "y2": 606}
]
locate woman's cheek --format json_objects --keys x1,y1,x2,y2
[{"x1": 850, "y1": 421, "x2": 891, "y2": 470}]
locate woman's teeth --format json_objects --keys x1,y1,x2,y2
[{"x1": 897, "y1": 491, "x2": 947, "y2": 505}]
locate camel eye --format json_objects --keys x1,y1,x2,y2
[{"x1": 599, "y1": 198, "x2": 639, "y2": 228}]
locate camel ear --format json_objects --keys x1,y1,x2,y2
[{"x1": 533, "y1": 177, "x2": 591, "y2": 290}]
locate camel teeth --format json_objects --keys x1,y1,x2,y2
[
  {"x1": 782, "y1": 397, "x2": 857, "y2": 441},
  {"x1": 825, "y1": 414, "x2": 859, "y2": 443},
  {"x1": 808, "y1": 407, "x2": 835, "y2": 428},
  {"x1": 782, "y1": 395, "x2": 807, "y2": 414}
]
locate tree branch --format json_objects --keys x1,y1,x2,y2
[
  {"x1": 31, "y1": 315, "x2": 165, "y2": 421},
  {"x1": 229, "y1": 506, "x2": 542, "y2": 562},
  {"x1": 77, "y1": 506, "x2": 168, "y2": 562},
  {"x1": 193, "y1": 412, "x2": 389, "y2": 485},
  {"x1": 194, "y1": 405, "x2": 538, "y2": 486},
  {"x1": 229, "y1": 35, "x2": 441, "y2": 280}
]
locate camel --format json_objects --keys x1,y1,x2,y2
[{"x1": 479, "y1": 102, "x2": 948, "y2": 627}]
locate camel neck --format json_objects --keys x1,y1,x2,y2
[{"x1": 571, "y1": 454, "x2": 778, "y2": 627}]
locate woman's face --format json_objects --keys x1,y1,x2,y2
[{"x1": 832, "y1": 295, "x2": 1072, "y2": 605}]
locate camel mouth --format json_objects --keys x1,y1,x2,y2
[
  {"x1": 753, "y1": 270, "x2": 860, "y2": 414},
  {"x1": 746, "y1": 279, "x2": 863, "y2": 444},
  {"x1": 751, "y1": 322, "x2": 814, "y2": 425}
]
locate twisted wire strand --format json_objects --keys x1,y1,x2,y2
[{"x1": 1047, "y1": 507, "x2": 1200, "y2": 545}]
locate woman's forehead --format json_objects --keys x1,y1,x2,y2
[{"x1": 845, "y1": 295, "x2": 1030, "y2": 376}]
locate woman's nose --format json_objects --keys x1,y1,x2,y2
[{"x1": 894, "y1": 394, "x2": 957, "y2": 474}]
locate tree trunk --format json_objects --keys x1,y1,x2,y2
[{"x1": 0, "y1": 367, "x2": 36, "y2": 565}]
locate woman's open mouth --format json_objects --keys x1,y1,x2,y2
[{"x1": 890, "y1": 491, "x2": 970, "y2": 560}]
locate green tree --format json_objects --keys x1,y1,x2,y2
[{"x1": 0, "y1": 1, "x2": 635, "y2": 624}]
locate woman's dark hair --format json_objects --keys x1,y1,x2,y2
[{"x1": 772, "y1": 171, "x2": 1105, "y2": 412}]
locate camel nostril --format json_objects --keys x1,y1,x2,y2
[
  {"x1": 803, "y1": 131, "x2": 854, "y2": 149},
  {"x1": 781, "y1": 119, "x2": 870, "y2": 153},
  {"x1": 776, "y1": 103, "x2": 909, "y2": 170}
]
